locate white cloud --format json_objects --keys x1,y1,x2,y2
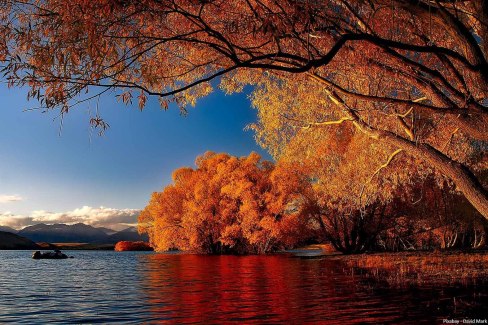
[
  {"x1": 0, "y1": 206, "x2": 141, "y2": 231},
  {"x1": 0, "y1": 195, "x2": 23, "y2": 203},
  {"x1": 0, "y1": 212, "x2": 33, "y2": 228}
]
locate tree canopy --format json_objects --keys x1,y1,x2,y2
[
  {"x1": 1, "y1": 0, "x2": 487, "y2": 217},
  {"x1": 139, "y1": 152, "x2": 315, "y2": 254}
]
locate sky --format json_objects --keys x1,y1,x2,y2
[{"x1": 0, "y1": 84, "x2": 270, "y2": 230}]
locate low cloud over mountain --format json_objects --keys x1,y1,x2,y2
[{"x1": 0, "y1": 206, "x2": 141, "y2": 231}]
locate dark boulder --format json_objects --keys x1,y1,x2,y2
[{"x1": 32, "y1": 250, "x2": 72, "y2": 259}]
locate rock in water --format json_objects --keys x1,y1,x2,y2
[{"x1": 32, "y1": 250, "x2": 70, "y2": 259}]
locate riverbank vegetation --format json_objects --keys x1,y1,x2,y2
[
  {"x1": 139, "y1": 151, "x2": 487, "y2": 254},
  {"x1": 337, "y1": 251, "x2": 488, "y2": 286}
]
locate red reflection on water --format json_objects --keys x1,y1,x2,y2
[{"x1": 140, "y1": 254, "x2": 407, "y2": 324}]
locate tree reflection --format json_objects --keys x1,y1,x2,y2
[{"x1": 139, "y1": 254, "x2": 434, "y2": 324}]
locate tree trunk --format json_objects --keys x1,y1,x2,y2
[
  {"x1": 342, "y1": 104, "x2": 488, "y2": 219},
  {"x1": 312, "y1": 74, "x2": 488, "y2": 220},
  {"x1": 369, "y1": 127, "x2": 488, "y2": 220}
]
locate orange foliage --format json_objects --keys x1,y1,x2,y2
[
  {"x1": 137, "y1": 150, "x2": 487, "y2": 255},
  {"x1": 139, "y1": 152, "x2": 316, "y2": 254},
  {"x1": 114, "y1": 241, "x2": 153, "y2": 252},
  {"x1": 1, "y1": 0, "x2": 487, "y2": 218}
]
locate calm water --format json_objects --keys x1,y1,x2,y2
[{"x1": 0, "y1": 251, "x2": 487, "y2": 324}]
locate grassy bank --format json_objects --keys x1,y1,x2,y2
[{"x1": 331, "y1": 251, "x2": 488, "y2": 286}]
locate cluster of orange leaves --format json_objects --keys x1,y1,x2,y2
[{"x1": 139, "y1": 152, "x2": 316, "y2": 254}]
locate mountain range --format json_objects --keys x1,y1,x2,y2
[
  {"x1": 0, "y1": 223, "x2": 148, "y2": 244},
  {"x1": 0, "y1": 226, "x2": 18, "y2": 233}
]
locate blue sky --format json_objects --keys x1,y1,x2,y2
[{"x1": 0, "y1": 84, "x2": 270, "y2": 229}]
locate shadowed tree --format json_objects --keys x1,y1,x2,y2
[{"x1": 1, "y1": 0, "x2": 487, "y2": 216}]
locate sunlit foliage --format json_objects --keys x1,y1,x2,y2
[{"x1": 139, "y1": 152, "x2": 316, "y2": 254}]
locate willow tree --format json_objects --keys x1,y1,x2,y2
[
  {"x1": 139, "y1": 152, "x2": 314, "y2": 254},
  {"x1": 250, "y1": 74, "x2": 486, "y2": 250},
  {"x1": 1, "y1": 0, "x2": 487, "y2": 216}
]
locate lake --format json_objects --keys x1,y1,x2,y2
[{"x1": 0, "y1": 250, "x2": 487, "y2": 324}]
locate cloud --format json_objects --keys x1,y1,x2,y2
[
  {"x1": 0, "y1": 212, "x2": 33, "y2": 229},
  {"x1": 0, "y1": 195, "x2": 23, "y2": 203},
  {"x1": 0, "y1": 206, "x2": 141, "y2": 231}
]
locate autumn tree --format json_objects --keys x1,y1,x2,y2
[
  {"x1": 267, "y1": 119, "x2": 429, "y2": 253},
  {"x1": 251, "y1": 77, "x2": 487, "y2": 252},
  {"x1": 139, "y1": 152, "x2": 315, "y2": 254},
  {"x1": 1, "y1": 0, "x2": 487, "y2": 217}
]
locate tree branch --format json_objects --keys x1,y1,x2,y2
[{"x1": 368, "y1": 149, "x2": 404, "y2": 183}]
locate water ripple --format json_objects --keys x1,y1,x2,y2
[{"x1": 0, "y1": 251, "x2": 487, "y2": 324}]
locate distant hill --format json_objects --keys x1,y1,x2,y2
[
  {"x1": 18, "y1": 223, "x2": 109, "y2": 243},
  {"x1": 16, "y1": 223, "x2": 147, "y2": 244},
  {"x1": 95, "y1": 227, "x2": 148, "y2": 244},
  {"x1": 0, "y1": 231, "x2": 40, "y2": 249},
  {"x1": 0, "y1": 226, "x2": 17, "y2": 234},
  {"x1": 97, "y1": 227, "x2": 118, "y2": 236}
]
